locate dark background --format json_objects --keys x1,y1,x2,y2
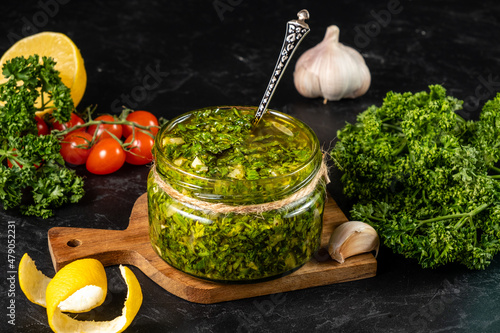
[{"x1": 1, "y1": 0, "x2": 500, "y2": 332}]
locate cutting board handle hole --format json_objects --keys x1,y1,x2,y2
[{"x1": 67, "y1": 239, "x2": 82, "y2": 247}]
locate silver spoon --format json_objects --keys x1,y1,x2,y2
[{"x1": 252, "y1": 9, "x2": 311, "y2": 127}]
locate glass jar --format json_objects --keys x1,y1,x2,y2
[{"x1": 147, "y1": 106, "x2": 326, "y2": 282}]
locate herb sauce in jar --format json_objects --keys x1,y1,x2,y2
[{"x1": 148, "y1": 106, "x2": 327, "y2": 282}]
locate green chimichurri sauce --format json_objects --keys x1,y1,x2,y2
[
  {"x1": 148, "y1": 107, "x2": 326, "y2": 282},
  {"x1": 161, "y1": 107, "x2": 313, "y2": 180}
]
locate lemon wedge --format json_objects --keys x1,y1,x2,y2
[
  {"x1": 0, "y1": 31, "x2": 87, "y2": 113},
  {"x1": 19, "y1": 253, "x2": 143, "y2": 333}
]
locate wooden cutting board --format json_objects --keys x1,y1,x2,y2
[{"x1": 48, "y1": 193, "x2": 377, "y2": 304}]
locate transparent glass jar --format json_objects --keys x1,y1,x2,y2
[{"x1": 147, "y1": 106, "x2": 326, "y2": 282}]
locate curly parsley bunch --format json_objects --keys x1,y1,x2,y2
[
  {"x1": 0, "y1": 55, "x2": 84, "y2": 218},
  {"x1": 333, "y1": 85, "x2": 500, "y2": 270}
]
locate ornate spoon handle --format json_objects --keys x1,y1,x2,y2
[{"x1": 252, "y1": 9, "x2": 311, "y2": 127}]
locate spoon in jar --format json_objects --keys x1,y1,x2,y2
[{"x1": 252, "y1": 9, "x2": 311, "y2": 127}]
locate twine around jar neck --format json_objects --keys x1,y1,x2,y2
[{"x1": 152, "y1": 159, "x2": 330, "y2": 215}]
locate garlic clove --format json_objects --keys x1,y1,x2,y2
[
  {"x1": 293, "y1": 25, "x2": 371, "y2": 102},
  {"x1": 328, "y1": 221, "x2": 379, "y2": 264}
]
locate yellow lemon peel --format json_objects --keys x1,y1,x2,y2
[
  {"x1": 18, "y1": 253, "x2": 51, "y2": 307},
  {"x1": 0, "y1": 31, "x2": 87, "y2": 113},
  {"x1": 19, "y1": 253, "x2": 143, "y2": 333}
]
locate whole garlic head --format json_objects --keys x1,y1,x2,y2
[{"x1": 293, "y1": 25, "x2": 371, "y2": 103}]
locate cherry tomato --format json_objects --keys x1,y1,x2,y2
[
  {"x1": 87, "y1": 115, "x2": 123, "y2": 141},
  {"x1": 122, "y1": 111, "x2": 159, "y2": 138},
  {"x1": 51, "y1": 113, "x2": 85, "y2": 133},
  {"x1": 124, "y1": 131, "x2": 154, "y2": 165},
  {"x1": 35, "y1": 116, "x2": 49, "y2": 135},
  {"x1": 60, "y1": 132, "x2": 93, "y2": 166},
  {"x1": 86, "y1": 138, "x2": 125, "y2": 175}
]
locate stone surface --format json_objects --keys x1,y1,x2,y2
[{"x1": 1, "y1": 0, "x2": 500, "y2": 332}]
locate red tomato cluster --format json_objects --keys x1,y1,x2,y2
[{"x1": 37, "y1": 110, "x2": 159, "y2": 175}]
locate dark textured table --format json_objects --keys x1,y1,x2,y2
[{"x1": 1, "y1": 1, "x2": 500, "y2": 332}]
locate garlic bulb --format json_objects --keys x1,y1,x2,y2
[
  {"x1": 293, "y1": 25, "x2": 371, "y2": 103},
  {"x1": 328, "y1": 221, "x2": 379, "y2": 264}
]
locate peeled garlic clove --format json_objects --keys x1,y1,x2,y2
[
  {"x1": 293, "y1": 25, "x2": 371, "y2": 103},
  {"x1": 328, "y1": 221, "x2": 379, "y2": 264}
]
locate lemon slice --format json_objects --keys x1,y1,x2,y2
[
  {"x1": 19, "y1": 253, "x2": 143, "y2": 333},
  {"x1": 0, "y1": 32, "x2": 87, "y2": 113}
]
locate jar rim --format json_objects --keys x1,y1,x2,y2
[{"x1": 153, "y1": 106, "x2": 321, "y2": 185}]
